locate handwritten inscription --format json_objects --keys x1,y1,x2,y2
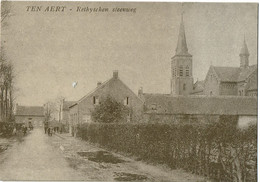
[
  {"x1": 26, "y1": 6, "x2": 67, "y2": 12},
  {"x1": 26, "y1": 6, "x2": 137, "y2": 13}
]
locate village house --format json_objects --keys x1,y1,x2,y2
[
  {"x1": 60, "y1": 100, "x2": 76, "y2": 132},
  {"x1": 69, "y1": 71, "x2": 144, "y2": 135},
  {"x1": 15, "y1": 104, "x2": 45, "y2": 127}
]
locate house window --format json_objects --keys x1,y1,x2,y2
[
  {"x1": 28, "y1": 118, "x2": 32, "y2": 120},
  {"x1": 174, "y1": 67, "x2": 177, "y2": 76},
  {"x1": 124, "y1": 97, "x2": 129, "y2": 106},
  {"x1": 93, "y1": 96, "x2": 99, "y2": 105},
  {"x1": 185, "y1": 66, "x2": 189, "y2": 76},
  {"x1": 179, "y1": 66, "x2": 183, "y2": 76},
  {"x1": 183, "y1": 84, "x2": 186, "y2": 90}
]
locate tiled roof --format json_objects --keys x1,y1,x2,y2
[
  {"x1": 77, "y1": 73, "x2": 143, "y2": 104},
  {"x1": 238, "y1": 65, "x2": 257, "y2": 82},
  {"x1": 16, "y1": 106, "x2": 44, "y2": 116},
  {"x1": 192, "y1": 80, "x2": 204, "y2": 93},
  {"x1": 63, "y1": 101, "x2": 76, "y2": 111},
  {"x1": 143, "y1": 95, "x2": 257, "y2": 116},
  {"x1": 213, "y1": 66, "x2": 241, "y2": 82},
  {"x1": 212, "y1": 65, "x2": 257, "y2": 83}
]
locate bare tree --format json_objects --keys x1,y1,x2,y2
[{"x1": 1, "y1": 1, "x2": 12, "y2": 25}]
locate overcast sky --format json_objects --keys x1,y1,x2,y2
[{"x1": 1, "y1": 2, "x2": 258, "y2": 106}]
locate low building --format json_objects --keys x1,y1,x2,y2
[
  {"x1": 139, "y1": 93, "x2": 257, "y2": 128},
  {"x1": 15, "y1": 104, "x2": 45, "y2": 127},
  {"x1": 69, "y1": 71, "x2": 144, "y2": 135},
  {"x1": 60, "y1": 100, "x2": 76, "y2": 132}
]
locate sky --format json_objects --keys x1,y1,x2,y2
[{"x1": 1, "y1": 2, "x2": 258, "y2": 106}]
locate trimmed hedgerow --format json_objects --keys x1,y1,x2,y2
[{"x1": 77, "y1": 117, "x2": 256, "y2": 182}]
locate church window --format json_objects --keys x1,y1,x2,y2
[
  {"x1": 185, "y1": 66, "x2": 189, "y2": 76},
  {"x1": 179, "y1": 66, "x2": 183, "y2": 76},
  {"x1": 174, "y1": 67, "x2": 177, "y2": 76},
  {"x1": 183, "y1": 84, "x2": 186, "y2": 90}
]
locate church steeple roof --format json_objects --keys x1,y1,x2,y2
[
  {"x1": 240, "y1": 36, "x2": 249, "y2": 56},
  {"x1": 175, "y1": 14, "x2": 191, "y2": 56}
]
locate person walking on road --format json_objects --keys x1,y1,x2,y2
[
  {"x1": 44, "y1": 122, "x2": 49, "y2": 134},
  {"x1": 22, "y1": 124, "x2": 27, "y2": 136}
]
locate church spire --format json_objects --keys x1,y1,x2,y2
[
  {"x1": 240, "y1": 36, "x2": 249, "y2": 68},
  {"x1": 175, "y1": 12, "x2": 190, "y2": 56},
  {"x1": 240, "y1": 35, "x2": 249, "y2": 56}
]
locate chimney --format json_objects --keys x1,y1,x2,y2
[
  {"x1": 97, "y1": 82, "x2": 102, "y2": 87},
  {"x1": 113, "y1": 70, "x2": 118, "y2": 79},
  {"x1": 138, "y1": 87, "x2": 143, "y2": 97}
]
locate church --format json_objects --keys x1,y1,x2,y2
[
  {"x1": 138, "y1": 15, "x2": 257, "y2": 125},
  {"x1": 170, "y1": 15, "x2": 257, "y2": 97}
]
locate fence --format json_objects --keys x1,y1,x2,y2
[{"x1": 77, "y1": 117, "x2": 257, "y2": 182}]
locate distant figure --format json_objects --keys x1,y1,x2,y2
[
  {"x1": 47, "y1": 127, "x2": 53, "y2": 136},
  {"x1": 12, "y1": 126, "x2": 17, "y2": 135},
  {"x1": 22, "y1": 124, "x2": 27, "y2": 136},
  {"x1": 29, "y1": 121, "x2": 33, "y2": 130},
  {"x1": 44, "y1": 122, "x2": 49, "y2": 134}
]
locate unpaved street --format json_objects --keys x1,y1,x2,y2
[
  {"x1": 0, "y1": 128, "x2": 87, "y2": 180},
  {"x1": 0, "y1": 128, "x2": 206, "y2": 181}
]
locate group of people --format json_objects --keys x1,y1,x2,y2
[
  {"x1": 20, "y1": 121, "x2": 34, "y2": 136},
  {"x1": 44, "y1": 121, "x2": 63, "y2": 136}
]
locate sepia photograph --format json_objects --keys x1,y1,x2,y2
[{"x1": 0, "y1": 1, "x2": 258, "y2": 181}]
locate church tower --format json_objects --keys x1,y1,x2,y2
[
  {"x1": 171, "y1": 14, "x2": 193, "y2": 95},
  {"x1": 239, "y1": 37, "x2": 249, "y2": 68}
]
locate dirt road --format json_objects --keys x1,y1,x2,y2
[
  {"x1": 0, "y1": 128, "x2": 206, "y2": 181},
  {"x1": 0, "y1": 128, "x2": 87, "y2": 180}
]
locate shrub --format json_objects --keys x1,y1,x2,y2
[
  {"x1": 91, "y1": 96, "x2": 130, "y2": 123},
  {"x1": 77, "y1": 121, "x2": 257, "y2": 182}
]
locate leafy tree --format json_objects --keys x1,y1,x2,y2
[{"x1": 91, "y1": 96, "x2": 129, "y2": 123}]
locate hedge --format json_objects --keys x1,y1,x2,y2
[
  {"x1": 0, "y1": 122, "x2": 23, "y2": 137},
  {"x1": 77, "y1": 117, "x2": 257, "y2": 182}
]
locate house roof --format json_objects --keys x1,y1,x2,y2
[
  {"x1": 191, "y1": 80, "x2": 204, "y2": 94},
  {"x1": 143, "y1": 95, "x2": 257, "y2": 116},
  {"x1": 76, "y1": 72, "x2": 143, "y2": 105},
  {"x1": 16, "y1": 106, "x2": 44, "y2": 116},
  {"x1": 238, "y1": 65, "x2": 257, "y2": 82},
  {"x1": 77, "y1": 78, "x2": 112, "y2": 103},
  {"x1": 63, "y1": 101, "x2": 76, "y2": 111}
]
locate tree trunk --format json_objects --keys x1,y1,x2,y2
[
  {"x1": 9, "y1": 86, "x2": 12, "y2": 120},
  {"x1": 0, "y1": 87, "x2": 3, "y2": 121},
  {"x1": 5, "y1": 85, "x2": 8, "y2": 120}
]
